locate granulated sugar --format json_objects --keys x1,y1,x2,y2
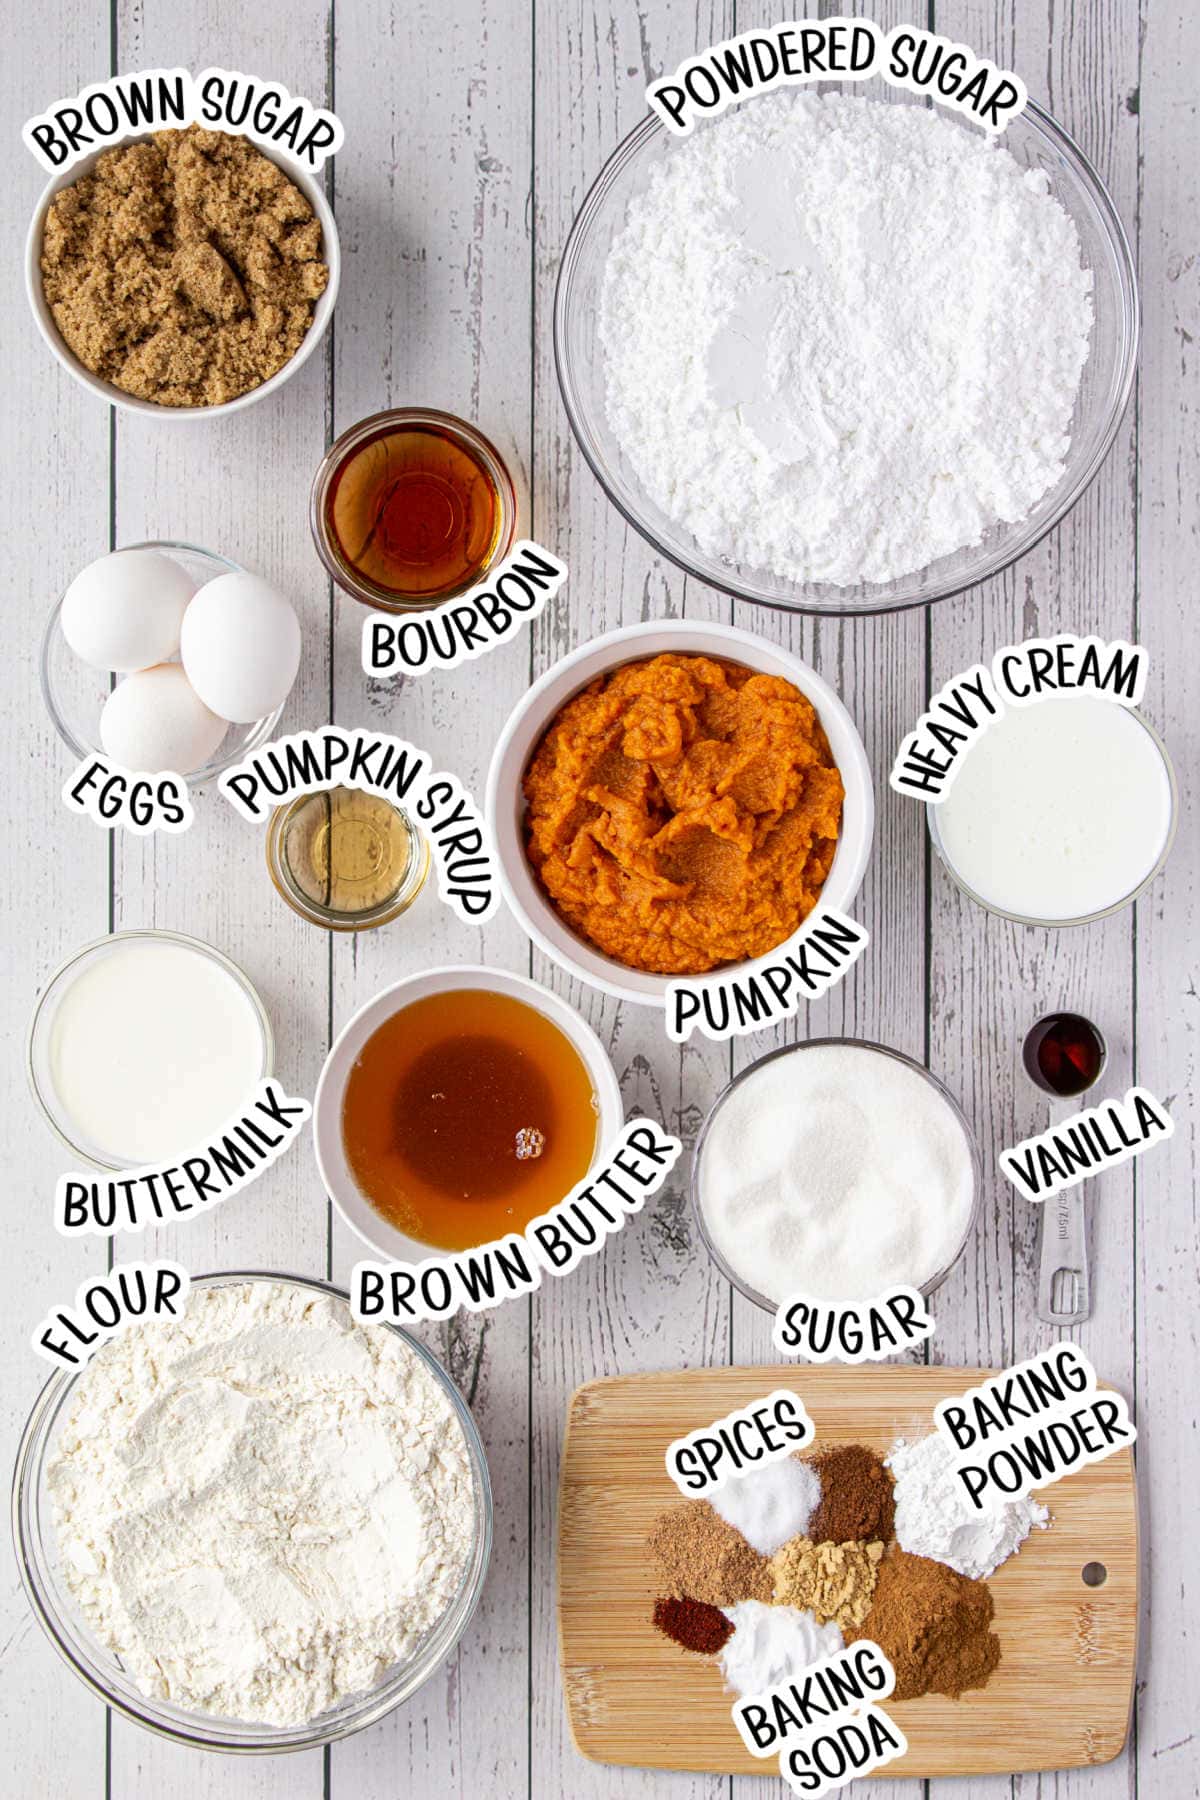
[
  {"x1": 601, "y1": 90, "x2": 1092, "y2": 587},
  {"x1": 697, "y1": 1044, "x2": 976, "y2": 1304}
]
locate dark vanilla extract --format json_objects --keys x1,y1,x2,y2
[{"x1": 1022, "y1": 1013, "x2": 1107, "y2": 1098}]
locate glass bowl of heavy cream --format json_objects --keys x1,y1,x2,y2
[
  {"x1": 691, "y1": 1039, "x2": 982, "y2": 1311},
  {"x1": 12, "y1": 1272, "x2": 494, "y2": 1753},
  {"x1": 927, "y1": 698, "x2": 1177, "y2": 926}
]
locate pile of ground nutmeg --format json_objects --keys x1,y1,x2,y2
[
  {"x1": 648, "y1": 1499, "x2": 773, "y2": 1606},
  {"x1": 40, "y1": 126, "x2": 329, "y2": 407},
  {"x1": 808, "y1": 1443, "x2": 896, "y2": 1544},
  {"x1": 849, "y1": 1546, "x2": 1001, "y2": 1700}
]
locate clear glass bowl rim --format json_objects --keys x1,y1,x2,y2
[
  {"x1": 689, "y1": 1036, "x2": 983, "y2": 1313},
  {"x1": 26, "y1": 928, "x2": 275, "y2": 1172},
  {"x1": 308, "y1": 406, "x2": 519, "y2": 612},
  {"x1": 927, "y1": 705, "x2": 1178, "y2": 926},
  {"x1": 553, "y1": 96, "x2": 1141, "y2": 618},
  {"x1": 11, "y1": 1269, "x2": 494, "y2": 1754},
  {"x1": 39, "y1": 539, "x2": 286, "y2": 786},
  {"x1": 265, "y1": 792, "x2": 433, "y2": 931}
]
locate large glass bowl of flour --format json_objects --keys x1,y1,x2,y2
[
  {"x1": 556, "y1": 91, "x2": 1138, "y2": 615},
  {"x1": 11, "y1": 1272, "x2": 494, "y2": 1753}
]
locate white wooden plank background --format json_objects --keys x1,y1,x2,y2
[{"x1": 2, "y1": 2, "x2": 1195, "y2": 1796}]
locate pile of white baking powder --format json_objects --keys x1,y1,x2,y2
[
  {"x1": 601, "y1": 90, "x2": 1093, "y2": 587},
  {"x1": 697, "y1": 1044, "x2": 976, "y2": 1305},
  {"x1": 48, "y1": 1280, "x2": 475, "y2": 1727},
  {"x1": 719, "y1": 1600, "x2": 843, "y2": 1697},
  {"x1": 888, "y1": 1431, "x2": 1049, "y2": 1580}
]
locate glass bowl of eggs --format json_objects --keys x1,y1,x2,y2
[{"x1": 40, "y1": 541, "x2": 302, "y2": 787}]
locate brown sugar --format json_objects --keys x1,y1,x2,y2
[
  {"x1": 40, "y1": 126, "x2": 329, "y2": 407},
  {"x1": 849, "y1": 1546, "x2": 1001, "y2": 1700},
  {"x1": 647, "y1": 1501, "x2": 773, "y2": 1608},
  {"x1": 807, "y1": 1443, "x2": 896, "y2": 1544}
]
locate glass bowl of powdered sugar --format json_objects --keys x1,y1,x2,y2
[
  {"x1": 556, "y1": 88, "x2": 1138, "y2": 614},
  {"x1": 691, "y1": 1039, "x2": 982, "y2": 1311},
  {"x1": 12, "y1": 1272, "x2": 493, "y2": 1753}
]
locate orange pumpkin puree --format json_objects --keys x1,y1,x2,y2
[{"x1": 522, "y1": 654, "x2": 844, "y2": 975}]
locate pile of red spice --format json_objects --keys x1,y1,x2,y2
[{"x1": 652, "y1": 1594, "x2": 733, "y2": 1655}]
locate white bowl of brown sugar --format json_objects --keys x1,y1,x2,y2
[{"x1": 25, "y1": 125, "x2": 339, "y2": 418}]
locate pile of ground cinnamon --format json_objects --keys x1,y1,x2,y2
[
  {"x1": 769, "y1": 1535, "x2": 883, "y2": 1629},
  {"x1": 41, "y1": 126, "x2": 329, "y2": 406},
  {"x1": 807, "y1": 1443, "x2": 896, "y2": 1544},
  {"x1": 648, "y1": 1500, "x2": 773, "y2": 1606},
  {"x1": 850, "y1": 1547, "x2": 1001, "y2": 1700}
]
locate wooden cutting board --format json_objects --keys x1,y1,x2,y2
[{"x1": 558, "y1": 1365, "x2": 1137, "y2": 1777}]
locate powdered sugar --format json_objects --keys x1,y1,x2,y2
[
  {"x1": 601, "y1": 90, "x2": 1093, "y2": 587},
  {"x1": 48, "y1": 1280, "x2": 476, "y2": 1727},
  {"x1": 888, "y1": 1431, "x2": 1049, "y2": 1580}
]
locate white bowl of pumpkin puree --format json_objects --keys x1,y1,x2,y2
[{"x1": 486, "y1": 619, "x2": 874, "y2": 1007}]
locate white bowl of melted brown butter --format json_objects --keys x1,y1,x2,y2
[{"x1": 313, "y1": 965, "x2": 623, "y2": 1262}]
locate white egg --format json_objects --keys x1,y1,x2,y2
[
  {"x1": 61, "y1": 549, "x2": 197, "y2": 672},
  {"x1": 180, "y1": 572, "x2": 302, "y2": 724},
  {"x1": 100, "y1": 665, "x2": 228, "y2": 776}
]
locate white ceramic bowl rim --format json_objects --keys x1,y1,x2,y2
[
  {"x1": 485, "y1": 618, "x2": 875, "y2": 1007},
  {"x1": 25, "y1": 134, "x2": 340, "y2": 418},
  {"x1": 312, "y1": 963, "x2": 625, "y2": 1263}
]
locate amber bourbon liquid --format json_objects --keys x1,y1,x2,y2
[
  {"x1": 325, "y1": 420, "x2": 503, "y2": 603},
  {"x1": 341, "y1": 988, "x2": 600, "y2": 1251}
]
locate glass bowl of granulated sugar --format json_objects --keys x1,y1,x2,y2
[
  {"x1": 13, "y1": 1272, "x2": 493, "y2": 1753},
  {"x1": 555, "y1": 86, "x2": 1137, "y2": 615},
  {"x1": 691, "y1": 1039, "x2": 982, "y2": 1310}
]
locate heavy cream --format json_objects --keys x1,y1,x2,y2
[
  {"x1": 934, "y1": 698, "x2": 1173, "y2": 922},
  {"x1": 46, "y1": 938, "x2": 266, "y2": 1164}
]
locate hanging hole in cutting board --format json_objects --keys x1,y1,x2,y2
[{"x1": 1081, "y1": 1561, "x2": 1108, "y2": 1587}]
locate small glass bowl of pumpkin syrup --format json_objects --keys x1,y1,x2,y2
[{"x1": 310, "y1": 408, "x2": 518, "y2": 611}]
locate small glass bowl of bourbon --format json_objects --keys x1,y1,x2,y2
[{"x1": 310, "y1": 407, "x2": 518, "y2": 612}]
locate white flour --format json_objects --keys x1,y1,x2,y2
[
  {"x1": 888, "y1": 1431, "x2": 1049, "y2": 1580},
  {"x1": 48, "y1": 1280, "x2": 475, "y2": 1727},
  {"x1": 601, "y1": 90, "x2": 1093, "y2": 587}
]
